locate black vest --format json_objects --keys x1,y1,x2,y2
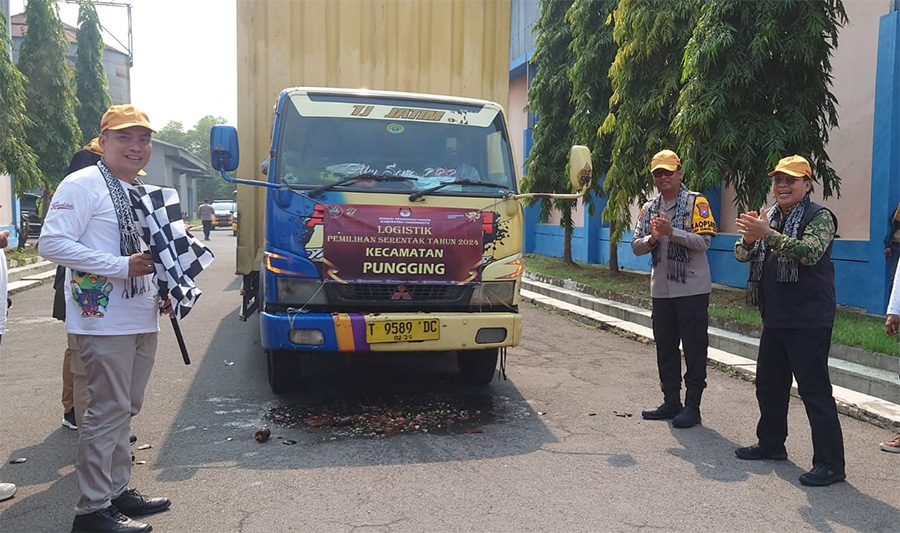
[{"x1": 759, "y1": 203, "x2": 837, "y2": 329}]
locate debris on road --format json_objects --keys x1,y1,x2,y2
[
  {"x1": 254, "y1": 427, "x2": 271, "y2": 443},
  {"x1": 265, "y1": 391, "x2": 496, "y2": 440}
]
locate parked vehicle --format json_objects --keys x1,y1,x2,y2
[
  {"x1": 210, "y1": 199, "x2": 236, "y2": 228},
  {"x1": 215, "y1": 0, "x2": 590, "y2": 393}
]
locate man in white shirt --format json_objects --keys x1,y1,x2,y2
[
  {"x1": 40, "y1": 105, "x2": 172, "y2": 533},
  {"x1": 0, "y1": 220, "x2": 14, "y2": 503}
]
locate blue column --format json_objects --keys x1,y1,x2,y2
[{"x1": 871, "y1": 10, "x2": 900, "y2": 312}]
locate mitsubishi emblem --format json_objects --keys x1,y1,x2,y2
[{"x1": 391, "y1": 285, "x2": 411, "y2": 300}]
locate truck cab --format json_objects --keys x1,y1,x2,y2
[{"x1": 211, "y1": 88, "x2": 590, "y2": 392}]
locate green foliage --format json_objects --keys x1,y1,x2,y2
[
  {"x1": 155, "y1": 116, "x2": 231, "y2": 199},
  {"x1": 600, "y1": 0, "x2": 701, "y2": 243},
  {"x1": 0, "y1": 10, "x2": 41, "y2": 192},
  {"x1": 567, "y1": 0, "x2": 617, "y2": 211},
  {"x1": 525, "y1": 0, "x2": 576, "y2": 260},
  {"x1": 17, "y1": 0, "x2": 81, "y2": 196},
  {"x1": 673, "y1": 0, "x2": 846, "y2": 211},
  {"x1": 74, "y1": 0, "x2": 110, "y2": 145}
]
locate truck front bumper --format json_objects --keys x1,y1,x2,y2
[{"x1": 259, "y1": 311, "x2": 522, "y2": 353}]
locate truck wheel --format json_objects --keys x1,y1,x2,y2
[
  {"x1": 457, "y1": 348, "x2": 498, "y2": 385},
  {"x1": 267, "y1": 349, "x2": 301, "y2": 393}
]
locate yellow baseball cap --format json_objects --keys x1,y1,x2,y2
[
  {"x1": 768, "y1": 155, "x2": 812, "y2": 178},
  {"x1": 84, "y1": 137, "x2": 103, "y2": 155},
  {"x1": 650, "y1": 149, "x2": 681, "y2": 172},
  {"x1": 100, "y1": 104, "x2": 156, "y2": 133}
]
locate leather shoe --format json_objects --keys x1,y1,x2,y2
[
  {"x1": 112, "y1": 489, "x2": 170, "y2": 517},
  {"x1": 671, "y1": 406, "x2": 701, "y2": 428},
  {"x1": 799, "y1": 464, "x2": 846, "y2": 486},
  {"x1": 735, "y1": 443, "x2": 788, "y2": 461},
  {"x1": 71, "y1": 506, "x2": 151, "y2": 532},
  {"x1": 641, "y1": 401, "x2": 682, "y2": 420}
]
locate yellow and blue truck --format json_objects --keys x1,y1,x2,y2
[{"x1": 213, "y1": 1, "x2": 590, "y2": 392}]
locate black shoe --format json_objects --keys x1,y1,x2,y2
[
  {"x1": 641, "y1": 401, "x2": 683, "y2": 420},
  {"x1": 63, "y1": 410, "x2": 78, "y2": 430},
  {"x1": 71, "y1": 506, "x2": 151, "y2": 532},
  {"x1": 111, "y1": 489, "x2": 170, "y2": 517},
  {"x1": 799, "y1": 464, "x2": 846, "y2": 487},
  {"x1": 735, "y1": 443, "x2": 788, "y2": 461},
  {"x1": 672, "y1": 406, "x2": 701, "y2": 428},
  {"x1": 129, "y1": 434, "x2": 137, "y2": 445}
]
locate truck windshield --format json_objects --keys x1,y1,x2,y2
[{"x1": 275, "y1": 92, "x2": 517, "y2": 196}]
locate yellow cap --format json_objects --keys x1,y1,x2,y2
[
  {"x1": 650, "y1": 149, "x2": 681, "y2": 172},
  {"x1": 83, "y1": 137, "x2": 103, "y2": 155},
  {"x1": 100, "y1": 105, "x2": 155, "y2": 133},
  {"x1": 768, "y1": 155, "x2": 811, "y2": 178}
]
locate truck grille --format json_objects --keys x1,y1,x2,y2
[{"x1": 333, "y1": 283, "x2": 466, "y2": 302}]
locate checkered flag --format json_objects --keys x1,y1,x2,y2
[{"x1": 130, "y1": 185, "x2": 214, "y2": 320}]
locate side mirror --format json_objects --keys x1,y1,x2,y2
[
  {"x1": 259, "y1": 157, "x2": 270, "y2": 176},
  {"x1": 210, "y1": 125, "x2": 240, "y2": 172},
  {"x1": 568, "y1": 145, "x2": 592, "y2": 191}
]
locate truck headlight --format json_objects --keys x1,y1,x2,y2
[
  {"x1": 276, "y1": 278, "x2": 328, "y2": 305},
  {"x1": 469, "y1": 281, "x2": 516, "y2": 306}
]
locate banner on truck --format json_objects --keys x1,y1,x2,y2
[{"x1": 322, "y1": 204, "x2": 483, "y2": 284}]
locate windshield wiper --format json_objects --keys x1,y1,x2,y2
[
  {"x1": 408, "y1": 179, "x2": 509, "y2": 201},
  {"x1": 307, "y1": 174, "x2": 415, "y2": 197}
]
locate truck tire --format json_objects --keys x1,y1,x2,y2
[
  {"x1": 457, "y1": 348, "x2": 498, "y2": 385},
  {"x1": 267, "y1": 349, "x2": 302, "y2": 393}
]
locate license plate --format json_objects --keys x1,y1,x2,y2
[{"x1": 365, "y1": 319, "x2": 440, "y2": 343}]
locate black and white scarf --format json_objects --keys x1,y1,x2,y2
[
  {"x1": 747, "y1": 193, "x2": 810, "y2": 302},
  {"x1": 636, "y1": 183, "x2": 692, "y2": 283},
  {"x1": 98, "y1": 160, "x2": 149, "y2": 298}
]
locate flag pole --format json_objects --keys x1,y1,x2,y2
[{"x1": 171, "y1": 316, "x2": 191, "y2": 365}]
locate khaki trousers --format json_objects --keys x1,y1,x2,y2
[
  {"x1": 73, "y1": 333, "x2": 157, "y2": 515},
  {"x1": 67, "y1": 335, "x2": 90, "y2": 427},
  {"x1": 62, "y1": 340, "x2": 76, "y2": 413}
]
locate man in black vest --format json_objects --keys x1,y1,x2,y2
[{"x1": 733, "y1": 154, "x2": 845, "y2": 487}]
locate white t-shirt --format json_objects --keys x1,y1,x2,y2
[
  {"x1": 0, "y1": 248, "x2": 7, "y2": 336},
  {"x1": 39, "y1": 165, "x2": 159, "y2": 335},
  {"x1": 889, "y1": 262, "x2": 900, "y2": 316}
]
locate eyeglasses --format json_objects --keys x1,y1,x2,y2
[
  {"x1": 770, "y1": 174, "x2": 807, "y2": 185},
  {"x1": 652, "y1": 169, "x2": 675, "y2": 179}
]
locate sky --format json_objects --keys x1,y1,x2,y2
[{"x1": 8, "y1": 0, "x2": 237, "y2": 130}]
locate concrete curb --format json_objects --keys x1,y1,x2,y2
[{"x1": 521, "y1": 277, "x2": 900, "y2": 431}]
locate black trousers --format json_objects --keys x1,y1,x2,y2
[
  {"x1": 202, "y1": 219, "x2": 213, "y2": 239},
  {"x1": 755, "y1": 327, "x2": 845, "y2": 470},
  {"x1": 651, "y1": 293, "x2": 709, "y2": 406}
]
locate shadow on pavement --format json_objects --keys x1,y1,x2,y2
[
  {"x1": 150, "y1": 305, "x2": 555, "y2": 482},
  {"x1": 668, "y1": 424, "x2": 900, "y2": 531}
]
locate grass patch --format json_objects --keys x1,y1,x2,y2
[
  {"x1": 523, "y1": 254, "x2": 898, "y2": 357},
  {"x1": 5, "y1": 244, "x2": 39, "y2": 265}
]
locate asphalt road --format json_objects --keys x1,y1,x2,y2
[{"x1": 1, "y1": 229, "x2": 898, "y2": 532}]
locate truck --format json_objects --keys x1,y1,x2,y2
[{"x1": 215, "y1": 1, "x2": 591, "y2": 392}]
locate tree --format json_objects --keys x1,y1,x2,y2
[
  {"x1": 524, "y1": 0, "x2": 577, "y2": 263},
  {"x1": 673, "y1": 0, "x2": 846, "y2": 211},
  {"x1": 0, "y1": 9, "x2": 41, "y2": 193},
  {"x1": 600, "y1": 0, "x2": 701, "y2": 259},
  {"x1": 155, "y1": 116, "x2": 230, "y2": 200},
  {"x1": 567, "y1": 0, "x2": 618, "y2": 268},
  {"x1": 17, "y1": 0, "x2": 81, "y2": 215},
  {"x1": 74, "y1": 0, "x2": 110, "y2": 145}
]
